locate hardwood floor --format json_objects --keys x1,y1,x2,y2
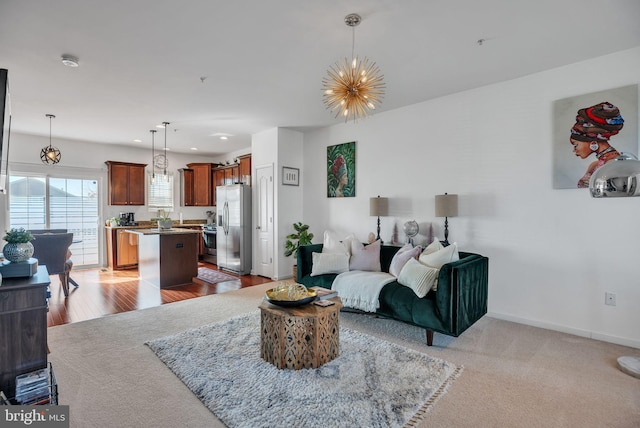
[{"x1": 47, "y1": 262, "x2": 273, "y2": 327}]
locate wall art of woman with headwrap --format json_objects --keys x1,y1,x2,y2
[
  {"x1": 327, "y1": 141, "x2": 356, "y2": 197},
  {"x1": 569, "y1": 101, "x2": 624, "y2": 188},
  {"x1": 331, "y1": 154, "x2": 348, "y2": 197}
]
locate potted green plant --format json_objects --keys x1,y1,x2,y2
[
  {"x1": 284, "y1": 222, "x2": 314, "y2": 279},
  {"x1": 107, "y1": 217, "x2": 119, "y2": 227},
  {"x1": 2, "y1": 227, "x2": 35, "y2": 263},
  {"x1": 157, "y1": 209, "x2": 173, "y2": 230}
]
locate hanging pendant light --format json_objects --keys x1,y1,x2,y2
[
  {"x1": 162, "y1": 121, "x2": 170, "y2": 182},
  {"x1": 322, "y1": 13, "x2": 385, "y2": 123},
  {"x1": 150, "y1": 129, "x2": 157, "y2": 184},
  {"x1": 40, "y1": 114, "x2": 61, "y2": 164}
]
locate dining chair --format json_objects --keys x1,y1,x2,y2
[
  {"x1": 31, "y1": 232, "x2": 74, "y2": 297},
  {"x1": 28, "y1": 229, "x2": 68, "y2": 234}
]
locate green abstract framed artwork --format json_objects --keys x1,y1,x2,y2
[{"x1": 327, "y1": 141, "x2": 356, "y2": 197}]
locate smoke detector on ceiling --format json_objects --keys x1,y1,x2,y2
[{"x1": 61, "y1": 54, "x2": 79, "y2": 67}]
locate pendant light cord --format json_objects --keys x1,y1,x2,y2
[
  {"x1": 162, "y1": 122, "x2": 169, "y2": 177},
  {"x1": 351, "y1": 25, "x2": 355, "y2": 61},
  {"x1": 150, "y1": 129, "x2": 156, "y2": 181},
  {"x1": 47, "y1": 114, "x2": 55, "y2": 149}
]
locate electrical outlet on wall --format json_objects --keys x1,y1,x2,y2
[{"x1": 605, "y1": 292, "x2": 616, "y2": 306}]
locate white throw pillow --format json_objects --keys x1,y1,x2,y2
[
  {"x1": 321, "y1": 230, "x2": 353, "y2": 255},
  {"x1": 421, "y1": 238, "x2": 443, "y2": 256},
  {"x1": 349, "y1": 239, "x2": 381, "y2": 272},
  {"x1": 397, "y1": 258, "x2": 439, "y2": 298},
  {"x1": 419, "y1": 242, "x2": 459, "y2": 269},
  {"x1": 389, "y1": 244, "x2": 422, "y2": 277},
  {"x1": 310, "y1": 252, "x2": 350, "y2": 276}
]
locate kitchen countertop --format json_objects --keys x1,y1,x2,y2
[
  {"x1": 126, "y1": 228, "x2": 202, "y2": 236},
  {"x1": 106, "y1": 220, "x2": 208, "y2": 230}
]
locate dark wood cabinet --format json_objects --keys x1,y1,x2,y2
[
  {"x1": 212, "y1": 169, "x2": 225, "y2": 205},
  {"x1": 0, "y1": 267, "x2": 50, "y2": 398},
  {"x1": 106, "y1": 228, "x2": 138, "y2": 269},
  {"x1": 238, "y1": 154, "x2": 251, "y2": 186},
  {"x1": 223, "y1": 166, "x2": 239, "y2": 185},
  {"x1": 105, "y1": 161, "x2": 147, "y2": 205},
  {"x1": 182, "y1": 155, "x2": 251, "y2": 207},
  {"x1": 179, "y1": 168, "x2": 194, "y2": 206},
  {"x1": 186, "y1": 163, "x2": 214, "y2": 206},
  {"x1": 210, "y1": 155, "x2": 251, "y2": 205},
  {"x1": 178, "y1": 225, "x2": 205, "y2": 258}
]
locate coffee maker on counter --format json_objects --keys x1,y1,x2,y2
[{"x1": 119, "y1": 212, "x2": 137, "y2": 226}]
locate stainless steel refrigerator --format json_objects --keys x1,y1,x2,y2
[{"x1": 216, "y1": 183, "x2": 252, "y2": 275}]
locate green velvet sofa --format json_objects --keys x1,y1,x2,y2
[{"x1": 297, "y1": 243, "x2": 489, "y2": 346}]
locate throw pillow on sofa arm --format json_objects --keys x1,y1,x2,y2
[
  {"x1": 389, "y1": 243, "x2": 422, "y2": 277},
  {"x1": 397, "y1": 258, "x2": 439, "y2": 298}
]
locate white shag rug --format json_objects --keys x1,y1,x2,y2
[{"x1": 146, "y1": 311, "x2": 462, "y2": 428}]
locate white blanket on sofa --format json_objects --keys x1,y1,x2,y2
[{"x1": 331, "y1": 271, "x2": 396, "y2": 312}]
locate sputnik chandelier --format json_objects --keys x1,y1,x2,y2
[
  {"x1": 41, "y1": 114, "x2": 61, "y2": 164},
  {"x1": 322, "y1": 13, "x2": 385, "y2": 123}
]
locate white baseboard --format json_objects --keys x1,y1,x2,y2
[{"x1": 487, "y1": 312, "x2": 640, "y2": 350}]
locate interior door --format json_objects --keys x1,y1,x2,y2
[{"x1": 254, "y1": 165, "x2": 273, "y2": 278}]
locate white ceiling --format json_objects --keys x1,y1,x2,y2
[{"x1": 1, "y1": 0, "x2": 639, "y2": 156}]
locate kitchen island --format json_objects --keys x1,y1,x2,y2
[{"x1": 127, "y1": 228, "x2": 200, "y2": 288}]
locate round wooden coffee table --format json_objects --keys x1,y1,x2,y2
[{"x1": 259, "y1": 297, "x2": 342, "y2": 370}]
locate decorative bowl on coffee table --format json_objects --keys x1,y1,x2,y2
[{"x1": 265, "y1": 288, "x2": 317, "y2": 307}]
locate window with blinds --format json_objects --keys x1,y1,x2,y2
[{"x1": 147, "y1": 172, "x2": 174, "y2": 211}]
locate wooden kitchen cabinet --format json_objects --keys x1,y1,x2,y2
[
  {"x1": 179, "y1": 168, "x2": 194, "y2": 206},
  {"x1": 224, "y1": 166, "x2": 239, "y2": 185},
  {"x1": 238, "y1": 154, "x2": 251, "y2": 186},
  {"x1": 106, "y1": 228, "x2": 139, "y2": 269},
  {"x1": 212, "y1": 169, "x2": 225, "y2": 205},
  {"x1": 106, "y1": 161, "x2": 147, "y2": 205},
  {"x1": 186, "y1": 163, "x2": 214, "y2": 206},
  {"x1": 178, "y1": 225, "x2": 205, "y2": 258}
]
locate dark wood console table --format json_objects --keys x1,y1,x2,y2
[{"x1": 0, "y1": 266, "x2": 50, "y2": 398}]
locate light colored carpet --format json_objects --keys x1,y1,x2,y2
[
  {"x1": 146, "y1": 311, "x2": 461, "y2": 428},
  {"x1": 47, "y1": 283, "x2": 640, "y2": 428}
]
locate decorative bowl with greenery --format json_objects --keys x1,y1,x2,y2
[
  {"x1": 3, "y1": 227, "x2": 35, "y2": 244},
  {"x1": 2, "y1": 227, "x2": 35, "y2": 263},
  {"x1": 157, "y1": 209, "x2": 173, "y2": 229}
]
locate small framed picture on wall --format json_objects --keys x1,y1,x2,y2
[{"x1": 282, "y1": 166, "x2": 299, "y2": 186}]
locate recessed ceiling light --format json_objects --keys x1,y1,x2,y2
[
  {"x1": 133, "y1": 139, "x2": 142, "y2": 143},
  {"x1": 190, "y1": 147, "x2": 198, "y2": 151},
  {"x1": 210, "y1": 132, "x2": 234, "y2": 138},
  {"x1": 220, "y1": 136, "x2": 228, "y2": 140},
  {"x1": 61, "y1": 54, "x2": 79, "y2": 67},
  {"x1": 156, "y1": 124, "x2": 165, "y2": 129}
]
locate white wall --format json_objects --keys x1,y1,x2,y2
[
  {"x1": 276, "y1": 128, "x2": 303, "y2": 279},
  {"x1": 251, "y1": 127, "x2": 304, "y2": 280},
  {"x1": 302, "y1": 46, "x2": 640, "y2": 348}
]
